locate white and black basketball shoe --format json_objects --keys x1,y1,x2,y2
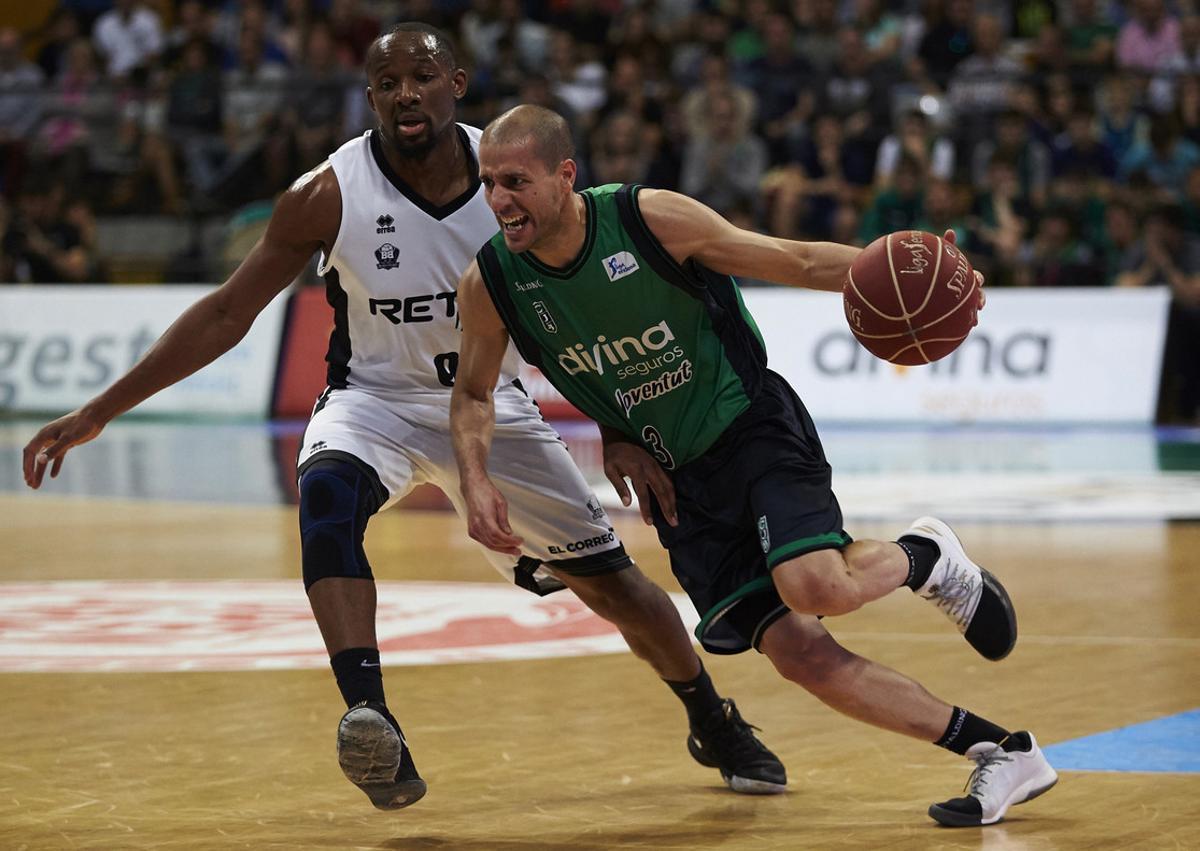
[
  {"x1": 902, "y1": 516, "x2": 1018, "y2": 660},
  {"x1": 929, "y1": 731, "x2": 1058, "y2": 826}
]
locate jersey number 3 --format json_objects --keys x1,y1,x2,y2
[{"x1": 641, "y1": 425, "x2": 675, "y2": 470}]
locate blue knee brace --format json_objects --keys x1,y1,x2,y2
[{"x1": 298, "y1": 456, "x2": 386, "y2": 590}]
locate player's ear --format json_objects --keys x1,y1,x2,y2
[
  {"x1": 452, "y1": 68, "x2": 467, "y2": 100},
  {"x1": 560, "y1": 158, "x2": 577, "y2": 188},
  {"x1": 365, "y1": 85, "x2": 376, "y2": 112}
]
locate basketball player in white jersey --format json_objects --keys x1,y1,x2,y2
[{"x1": 22, "y1": 23, "x2": 785, "y2": 810}]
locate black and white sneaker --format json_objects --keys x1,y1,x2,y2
[
  {"x1": 902, "y1": 516, "x2": 1018, "y2": 661},
  {"x1": 687, "y1": 699, "x2": 787, "y2": 794},
  {"x1": 337, "y1": 701, "x2": 427, "y2": 810},
  {"x1": 929, "y1": 732, "x2": 1058, "y2": 826}
]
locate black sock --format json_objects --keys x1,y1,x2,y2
[
  {"x1": 664, "y1": 663, "x2": 724, "y2": 729},
  {"x1": 934, "y1": 706, "x2": 1012, "y2": 755},
  {"x1": 330, "y1": 647, "x2": 386, "y2": 709},
  {"x1": 897, "y1": 536, "x2": 940, "y2": 591}
]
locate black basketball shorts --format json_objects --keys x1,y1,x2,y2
[{"x1": 651, "y1": 371, "x2": 851, "y2": 654}]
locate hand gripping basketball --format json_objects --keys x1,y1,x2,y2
[{"x1": 843, "y1": 229, "x2": 985, "y2": 365}]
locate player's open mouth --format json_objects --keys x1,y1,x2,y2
[
  {"x1": 396, "y1": 118, "x2": 428, "y2": 136},
  {"x1": 500, "y1": 215, "x2": 529, "y2": 233}
]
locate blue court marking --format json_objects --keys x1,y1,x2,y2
[{"x1": 1043, "y1": 709, "x2": 1200, "y2": 773}]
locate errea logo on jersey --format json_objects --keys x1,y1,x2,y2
[
  {"x1": 558, "y1": 321, "x2": 676, "y2": 375},
  {"x1": 602, "y1": 251, "x2": 639, "y2": 282}
]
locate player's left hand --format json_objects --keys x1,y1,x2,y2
[
  {"x1": 462, "y1": 474, "x2": 524, "y2": 557},
  {"x1": 942, "y1": 228, "x2": 986, "y2": 314},
  {"x1": 603, "y1": 441, "x2": 678, "y2": 527}
]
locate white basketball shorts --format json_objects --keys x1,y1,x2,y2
[{"x1": 296, "y1": 381, "x2": 629, "y2": 594}]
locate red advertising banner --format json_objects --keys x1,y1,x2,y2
[{"x1": 272, "y1": 287, "x2": 334, "y2": 419}]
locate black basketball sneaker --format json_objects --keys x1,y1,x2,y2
[
  {"x1": 687, "y1": 699, "x2": 787, "y2": 794},
  {"x1": 337, "y1": 701, "x2": 427, "y2": 810}
]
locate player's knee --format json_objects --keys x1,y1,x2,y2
[
  {"x1": 765, "y1": 628, "x2": 851, "y2": 694},
  {"x1": 773, "y1": 551, "x2": 857, "y2": 616},
  {"x1": 298, "y1": 458, "x2": 382, "y2": 590}
]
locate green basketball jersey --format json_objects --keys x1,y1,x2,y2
[{"x1": 477, "y1": 184, "x2": 770, "y2": 469}]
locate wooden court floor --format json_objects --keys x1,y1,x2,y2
[{"x1": 2, "y1": 495, "x2": 1198, "y2": 850}]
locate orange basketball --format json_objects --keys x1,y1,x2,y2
[{"x1": 842, "y1": 231, "x2": 980, "y2": 365}]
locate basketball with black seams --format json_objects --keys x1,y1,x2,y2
[{"x1": 842, "y1": 231, "x2": 980, "y2": 365}]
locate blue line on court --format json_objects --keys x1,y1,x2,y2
[{"x1": 1043, "y1": 709, "x2": 1200, "y2": 773}]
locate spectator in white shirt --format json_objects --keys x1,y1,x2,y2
[{"x1": 93, "y1": 0, "x2": 164, "y2": 80}]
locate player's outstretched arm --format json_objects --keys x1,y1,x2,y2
[
  {"x1": 450, "y1": 260, "x2": 523, "y2": 557},
  {"x1": 637, "y1": 190, "x2": 984, "y2": 307},
  {"x1": 22, "y1": 165, "x2": 340, "y2": 489},
  {"x1": 636, "y1": 188, "x2": 861, "y2": 292}
]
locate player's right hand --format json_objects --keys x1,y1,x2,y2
[
  {"x1": 22, "y1": 408, "x2": 105, "y2": 489},
  {"x1": 942, "y1": 228, "x2": 987, "y2": 315},
  {"x1": 462, "y1": 475, "x2": 524, "y2": 557},
  {"x1": 603, "y1": 441, "x2": 678, "y2": 527}
]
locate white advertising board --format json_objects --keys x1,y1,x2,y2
[
  {"x1": 742, "y1": 287, "x2": 1171, "y2": 423},
  {"x1": 0, "y1": 286, "x2": 288, "y2": 417},
  {"x1": 0, "y1": 286, "x2": 1170, "y2": 423}
]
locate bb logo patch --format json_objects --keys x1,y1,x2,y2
[{"x1": 375, "y1": 243, "x2": 400, "y2": 270}]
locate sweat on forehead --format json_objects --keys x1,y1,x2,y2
[{"x1": 367, "y1": 25, "x2": 455, "y2": 69}]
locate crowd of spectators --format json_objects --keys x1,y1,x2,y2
[{"x1": 1, "y1": 0, "x2": 1198, "y2": 420}]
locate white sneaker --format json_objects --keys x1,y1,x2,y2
[
  {"x1": 929, "y1": 732, "x2": 1058, "y2": 826},
  {"x1": 901, "y1": 516, "x2": 1017, "y2": 660}
]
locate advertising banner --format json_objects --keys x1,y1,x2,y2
[
  {"x1": 0, "y1": 286, "x2": 288, "y2": 417},
  {"x1": 742, "y1": 287, "x2": 1171, "y2": 423},
  {"x1": 2, "y1": 286, "x2": 1169, "y2": 423}
]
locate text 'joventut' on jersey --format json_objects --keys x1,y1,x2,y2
[{"x1": 477, "y1": 184, "x2": 771, "y2": 469}]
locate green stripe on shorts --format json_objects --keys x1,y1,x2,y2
[
  {"x1": 766, "y1": 531, "x2": 851, "y2": 568},
  {"x1": 693, "y1": 575, "x2": 776, "y2": 643}
]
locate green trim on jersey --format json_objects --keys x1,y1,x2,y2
[
  {"x1": 521, "y1": 192, "x2": 598, "y2": 279},
  {"x1": 477, "y1": 184, "x2": 770, "y2": 468}
]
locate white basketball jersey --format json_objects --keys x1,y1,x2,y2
[{"x1": 317, "y1": 125, "x2": 521, "y2": 398}]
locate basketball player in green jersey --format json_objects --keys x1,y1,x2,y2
[{"x1": 450, "y1": 105, "x2": 1058, "y2": 827}]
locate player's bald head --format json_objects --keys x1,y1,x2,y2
[
  {"x1": 366, "y1": 22, "x2": 457, "y2": 71},
  {"x1": 482, "y1": 105, "x2": 575, "y2": 170}
]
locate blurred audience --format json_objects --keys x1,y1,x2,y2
[
  {"x1": 875, "y1": 109, "x2": 955, "y2": 188},
  {"x1": 1115, "y1": 204, "x2": 1200, "y2": 421},
  {"x1": 1116, "y1": 0, "x2": 1179, "y2": 74},
  {"x1": 1, "y1": 178, "x2": 102, "y2": 283},
  {"x1": 680, "y1": 88, "x2": 768, "y2": 219},
  {"x1": 0, "y1": 0, "x2": 1196, "y2": 420},
  {"x1": 0, "y1": 28, "x2": 45, "y2": 197}
]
